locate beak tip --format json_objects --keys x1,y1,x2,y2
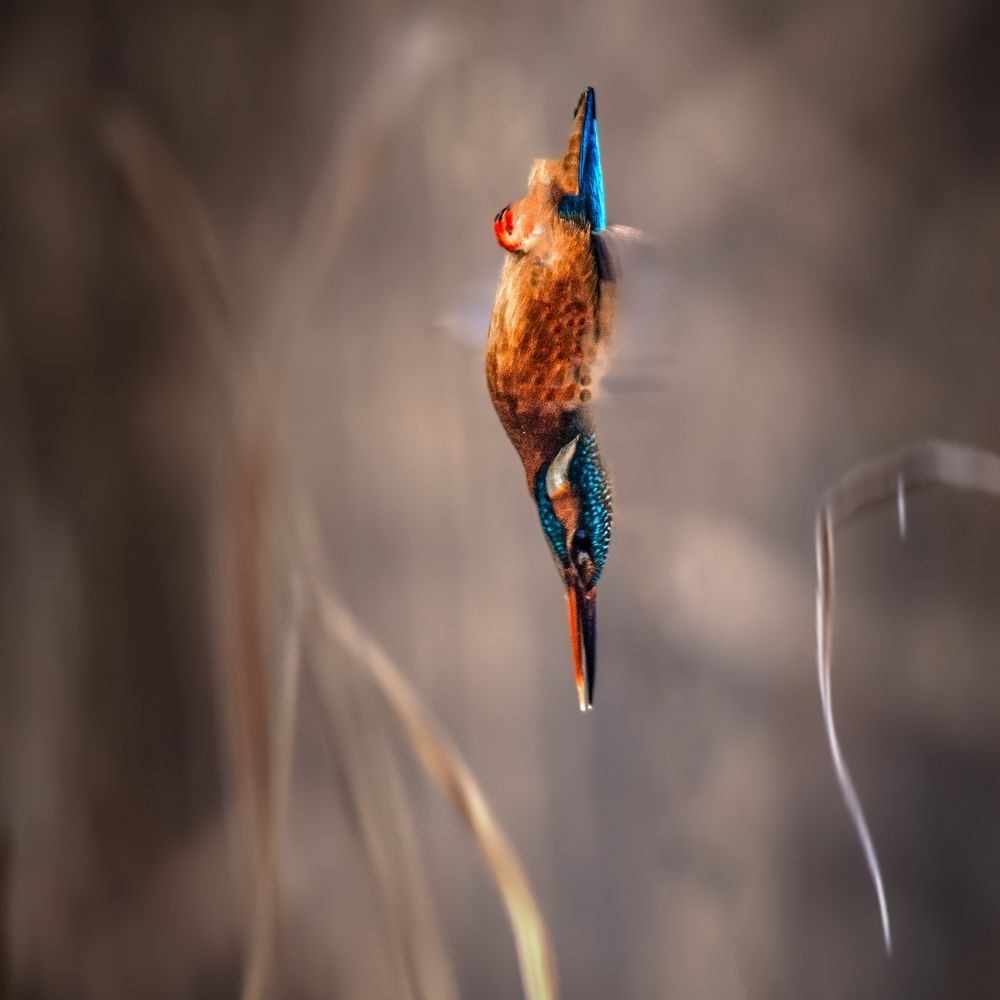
[{"x1": 566, "y1": 580, "x2": 597, "y2": 714}]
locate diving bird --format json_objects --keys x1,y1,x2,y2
[{"x1": 486, "y1": 87, "x2": 615, "y2": 711}]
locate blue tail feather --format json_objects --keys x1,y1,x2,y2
[{"x1": 559, "y1": 87, "x2": 606, "y2": 232}]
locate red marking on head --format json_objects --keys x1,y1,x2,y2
[{"x1": 494, "y1": 204, "x2": 522, "y2": 252}]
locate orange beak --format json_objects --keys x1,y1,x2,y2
[{"x1": 566, "y1": 577, "x2": 597, "y2": 711}]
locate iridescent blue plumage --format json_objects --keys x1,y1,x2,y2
[
  {"x1": 533, "y1": 432, "x2": 611, "y2": 581},
  {"x1": 534, "y1": 473, "x2": 568, "y2": 563},
  {"x1": 570, "y1": 434, "x2": 612, "y2": 578},
  {"x1": 558, "y1": 87, "x2": 606, "y2": 231}
]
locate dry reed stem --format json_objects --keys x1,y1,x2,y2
[
  {"x1": 307, "y1": 599, "x2": 459, "y2": 1000},
  {"x1": 101, "y1": 100, "x2": 454, "y2": 999},
  {"x1": 0, "y1": 828, "x2": 9, "y2": 1000},
  {"x1": 100, "y1": 106, "x2": 234, "y2": 341},
  {"x1": 98, "y1": 63, "x2": 556, "y2": 1000},
  {"x1": 241, "y1": 576, "x2": 304, "y2": 1000},
  {"x1": 816, "y1": 439, "x2": 1000, "y2": 955},
  {"x1": 101, "y1": 105, "x2": 278, "y2": 962},
  {"x1": 294, "y1": 500, "x2": 558, "y2": 1000},
  {"x1": 260, "y1": 16, "x2": 447, "y2": 364}
]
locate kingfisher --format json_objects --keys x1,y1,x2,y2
[{"x1": 486, "y1": 87, "x2": 615, "y2": 712}]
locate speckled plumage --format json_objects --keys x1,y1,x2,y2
[
  {"x1": 486, "y1": 223, "x2": 609, "y2": 489},
  {"x1": 485, "y1": 87, "x2": 616, "y2": 710}
]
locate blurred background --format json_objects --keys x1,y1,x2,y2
[{"x1": 2, "y1": 1, "x2": 1000, "y2": 997}]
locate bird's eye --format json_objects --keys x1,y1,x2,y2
[
  {"x1": 571, "y1": 529, "x2": 594, "y2": 566},
  {"x1": 571, "y1": 530, "x2": 596, "y2": 585}
]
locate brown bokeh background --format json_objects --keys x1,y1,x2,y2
[{"x1": 2, "y1": 1, "x2": 1000, "y2": 997}]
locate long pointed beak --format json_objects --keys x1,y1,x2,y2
[{"x1": 566, "y1": 579, "x2": 597, "y2": 711}]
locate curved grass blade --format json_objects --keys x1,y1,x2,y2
[{"x1": 816, "y1": 439, "x2": 1000, "y2": 954}]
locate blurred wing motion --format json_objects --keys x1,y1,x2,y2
[
  {"x1": 436, "y1": 225, "x2": 654, "y2": 355},
  {"x1": 485, "y1": 87, "x2": 618, "y2": 711}
]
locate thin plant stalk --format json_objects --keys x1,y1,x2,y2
[{"x1": 815, "y1": 439, "x2": 1000, "y2": 954}]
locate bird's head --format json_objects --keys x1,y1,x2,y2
[
  {"x1": 494, "y1": 87, "x2": 606, "y2": 256},
  {"x1": 533, "y1": 431, "x2": 612, "y2": 710}
]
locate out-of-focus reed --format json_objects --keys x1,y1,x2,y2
[{"x1": 99, "y1": 28, "x2": 557, "y2": 994}]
